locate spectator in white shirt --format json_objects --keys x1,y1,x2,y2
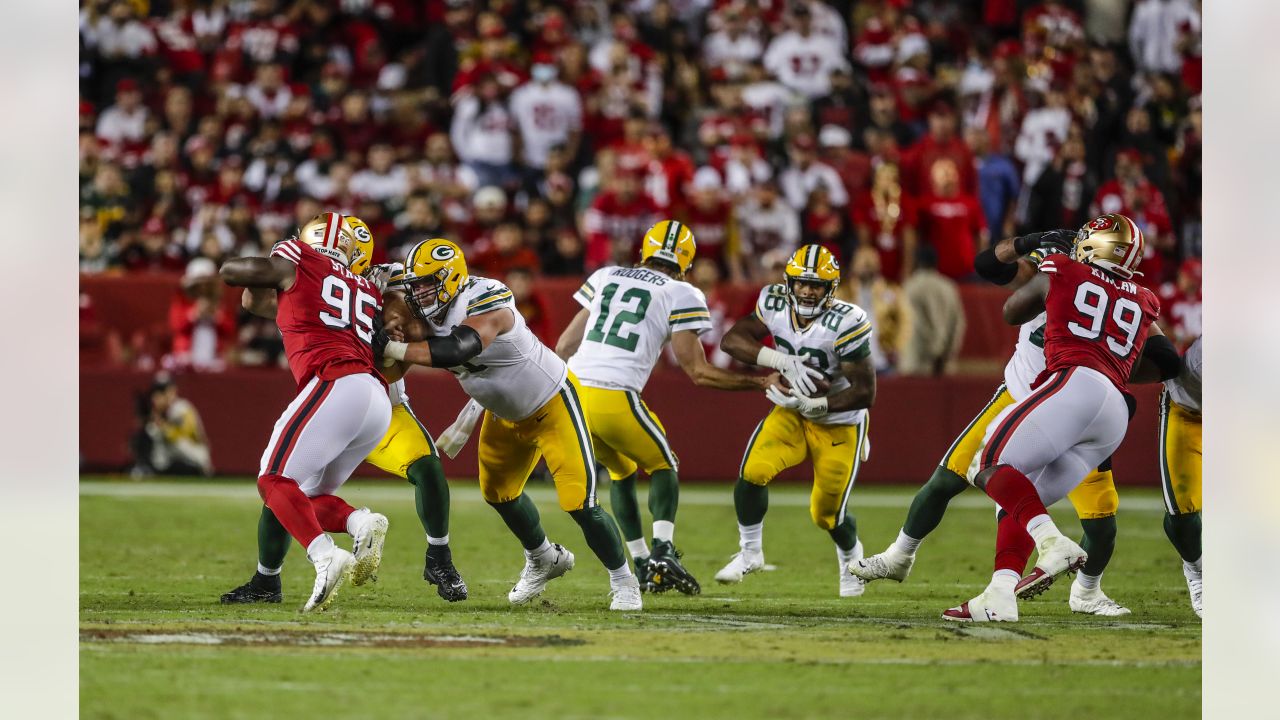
[
  {"x1": 1129, "y1": 0, "x2": 1200, "y2": 74},
  {"x1": 1014, "y1": 82, "x2": 1073, "y2": 186},
  {"x1": 351, "y1": 143, "x2": 410, "y2": 204},
  {"x1": 702, "y1": 6, "x2": 764, "y2": 76},
  {"x1": 450, "y1": 74, "x2": 519, "y2": 189},
  {"x1": 243, "y1": 63, "x2": 292, "y2": 120},
  {"x1": 508, "y1": 59, "x2": 583, "y2": 173},
  {"x1": 82, "y1": 1, "x2": 157, "y2": 60},
  {"x1": 763, "y1": 5, "x2": 849, "y2": 99},
  {"x1": 779, "y1": 133, "x2": 849, "y2": 210},
  {"x1": 735, "y1": 181, "x2": 801, "y2": 281},
  {"x1": 96, "y1": 78, "x2": 149, "y2": 145}
]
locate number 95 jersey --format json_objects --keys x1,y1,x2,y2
[
  {"x1": 1039, "y1": 254, "x2": 1160, "y2": 391},
  {"x1": 755, "y1": 283, "x2": 873, "y2": 426},
  {"x1": 568, "y1": 266, "x2": 713, "y2": 392},
  {"x1": 270, "y1": 238, "x2": 382, "y2": 389}
]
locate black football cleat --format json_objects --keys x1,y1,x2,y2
[
  {"x1": 424, "y1": 548, "x2": 469, "y2": 602},
  {"x1": 635, "y1": 556, "x2": 656, "y2": 593},
  {"x1": 220, "y1": 572, "x2": 283, "y2": 604},
  {"x1": 648, "y1": 540, "x2": 701, "y2": 595}
]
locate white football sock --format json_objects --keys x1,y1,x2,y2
[
  {"x1": 990, "y1": 569, "x2": 1020, "y2": 591},
  {"x1": 345, "y1": 507, "x2": 370, "y2": 535},
  {"x1": 1075, "y1": 571, "x2": 1101, "y2": 590},
  {"x1": 607, "y1": 562, "x2": 634, "y2": 584},
  {"x1": 836, "y1": 539, "x2": 863, "y2": 567},
  {"x1": 1184, "y1": 558, "x2": 1203, "y2": 577},
  {"x1": 427, "y1": 534, "x2": 450, "y2": 546},
  {"x1": 626, "y1": 538, "x2": 650, "y2": 560},
  {"x1": 893, "y1": 529, "x2": 922, "y2": 556},
  {"x1": 1025, "y1": 514, "x2": 1059, "y2": 543},
  {"x1": 257, "y1": 563, "x2": 282, "y2": 576},
  {"x1": 525, "y1": 538, "x2": 553, "y2": 560},
  {"x1": 653, "y1": 520, "x2": 675, "y2": 543},
  {"x1": 738, "y1": 522, "x2": 763, "y2": 553},
  {"x1": 306, "y1": 534, "x2": 336, "y2": 564}
]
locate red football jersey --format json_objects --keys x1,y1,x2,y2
[
  {"x1": 270, "y1": 238, "x2": 383, "y2": 388},
  {"x1": 1039, "y1": 254, "x2": 1161, "y2": 391}
]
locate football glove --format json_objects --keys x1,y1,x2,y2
[
  {"x1": 364, "y1": 262, "x2": 402, "y2": 293},
  {"x1": 765, "y1": 384, "x2": 828, "y2": 420},
  {"x1": 437, "y1": 399, "x2": 485, "y2": 459},
  {"x1": 757, "y1": 346, "x2": 824, "y2": 397}
]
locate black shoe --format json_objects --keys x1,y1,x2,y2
[
  {"x1": 424, "y1": 548, "x2": 469, "y2": 602},
  {"x1": 635, "y1": 556, "x2": 656, "y2": 593},
  {"x1": 220, "y1": 572, "x2": 283, "y2": 604},
  {"x1": 648, "y1": 540, "x2": 701, "y2": 595}
]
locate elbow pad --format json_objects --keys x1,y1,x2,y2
[
  {"x1": 973, "y1": 248, "x2": 1019, "y2": 285},
  {"x1": 427, "y1": 325, "x2": 483, "y2": 368},
  {"x1": 1142, "y1": 334, "x2": 1183, "y2": 382}
]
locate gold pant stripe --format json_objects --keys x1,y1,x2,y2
[
  {"x1": 560, "y1": 381, "x2": 599, "y2": 507},
  {"x1": 401, "y1": 400, "x2": 438, "y2": 455},
  {"x1": 738, "y1": 419, "x2": 767, "y2": 479},
  {"x1": 625, "y1": 390, "x2": 678, "y2": 469},
  {"x1": 835, "y1": 418, "x2": 869, "y2": 523},
  {"x1": 940, "y1": 383, "x2": 1008, "y2": 468}
]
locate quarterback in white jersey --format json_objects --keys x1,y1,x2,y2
[
  {"x1": 377, "y1": 238, "x2": 643, "y2": 611},
  {"x1": 1158, "y1": 335, "x2": 1202, "y2": 617},
  {"x1": 716, "y1": 244, "x2": 878, "y2": 598},
  {"x1": 556, "y1": 220, "x2": 773, "y2": 594}
]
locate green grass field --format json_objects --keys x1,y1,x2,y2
[{"x1": 80, "y1": 477, "x2": 1200, "y2": 719}]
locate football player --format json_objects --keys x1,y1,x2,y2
[
  {"x1": 1158, "y1": 335, "x2": 1202, "y2": 617},
  {"x1": 714, "y1": 245, "x2": 877, "y2": 598},
  {"x1": 376, "y1": 239, "x2": 643, "y2": 611},
  {"x1": 942, "y1": 214, "x2": 1182, "y2": 622},
  {"x1": 851, "y1": 231, "x2": 1133, "y2": 616},
  {"x1": 554, "y1": 221, "x2": 775, "y2": 594},
  {"x1": 218, "y1": 213, "x2": 393, "y2": 613},
  {"x1": 221, "y1": 217, "x2": 468, "y2": 605}
]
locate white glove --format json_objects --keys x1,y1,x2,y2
[
  {"x1": 765, "y1": 384, "x2": 828, "y2": 420},
  {"x1": 757, "y1": 346, "x2": 824, "y2": 397},
  {"x1": 436, "y1": 399, "x2": 485, "y2": 459},
  {"x1": 364, "y1": 262, "x2": 401, "y2": 293}
]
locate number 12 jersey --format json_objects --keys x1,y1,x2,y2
[{"x1": 569, "y1": 266, "x2": 713, "y2": 393}]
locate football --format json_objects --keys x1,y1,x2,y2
[{"x1": 776, "y1": 372, "x2": 832, "y2": 398}]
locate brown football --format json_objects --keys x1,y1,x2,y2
[{"x1": 382, "y1": 291, "x2": 428, "y2": 342}]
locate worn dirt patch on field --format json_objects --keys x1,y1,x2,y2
[{"x1": 81, "y1": 628, "x2": 585, "y2": 649}]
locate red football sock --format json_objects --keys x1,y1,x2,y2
[
  {"x1": 994, "y1": 512, "x2": 1035, "y2": 575},
  {"x1": 310, "y1": 494, "x2": 357, "y2": 534},
  {"x1": 983, "y1": 465, "x2": 1050, "y2": 529},
  {"x1": 257, "y1": 474, "x2": 324, "y2": 548}
]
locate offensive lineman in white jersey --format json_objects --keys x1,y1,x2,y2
[
  {"x1": 716, "y1": 244, "x2": 878, "y2": 598},
  {"x1": 376, "y1": 239, "x2": 643, "y2": 611},
  {"x1": 1155, "y1": 335, "x2": 1202, "y2": 617},
  {"x1": 555, "y1": 220, "x2": 776, "y2": 594}
]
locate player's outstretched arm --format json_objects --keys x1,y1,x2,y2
[
  {"x1": 1003, "y1": 272, "x2": 1050, "y2": 325},
  {"x1": 975, "y1": 229, "x2": 1074, "y2": 289},
  {"x1": 825, "y1": 355, "x2": 877, "y2": 412},
  {"x1": 672, "y1": 330, "x2": 775, "y2": 391},
  {"x1": 1129, "y1": 322, "x2": 1184, "y2": 384},
  {"x1": 241, "y1": 288, "x2": 278, "y2": 318},
  {"x1": 219, "y1": 256, "x2": 297, "y2": 290},
  {"x1": 554, "y1": 308, "x2": 591, "y2": 361}
]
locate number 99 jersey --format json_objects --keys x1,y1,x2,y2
[
  {"x1": 755, "y1": 283, "x2": 873, "y2": 426},
  {"x1": 270, "y1": 238, "x2": 383, "y2": 389},
  {"x1": 1039, "y1": 254, "x2": 1160, "y2": 391},
  {"x1": 568, "y1": 266, "x2": 713, "y2": 393}
]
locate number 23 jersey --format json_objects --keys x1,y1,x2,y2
[
  {"x1": 270, "y1": 238, "x2": 382, "y2": 389},
  {"x1": 755, "y1": 284, "x2": 873, "y2": 426},
  {"x1": 1039, "y1": 254, "x2": 1160, "y2": 391},
  {"x1": 568, "y1": 266, "x2": 713, "y2": 393}
]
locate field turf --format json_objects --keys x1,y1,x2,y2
[{"x1": 80, "y1": 477, "x2": 1200, "y2": 719}]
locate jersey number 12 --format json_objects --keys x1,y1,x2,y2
[{"x1": 587, "y1": 284, "x2": 651, "y2": 351}]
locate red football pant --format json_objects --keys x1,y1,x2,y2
[
  {"x1": 310, "y1": 494, "x2": 356, "y2": 534},
  {"x1": 257, "y1": 474, "x2": 324, "y2": 549}
]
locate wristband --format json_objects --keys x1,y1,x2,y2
[
  {"x1": 383, "y1": 340, "x2": 408, "y2": 361},
  {"x1": 756, "y1": 346, "x2": 786, "y2": 370}
]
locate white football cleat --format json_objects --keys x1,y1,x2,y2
[
  {"x1": 348, "y1": 509, "x2": 389, "y2": 586},
  {"x1": 714, "y1": 549, "x2": 764, "y2": 583},
  {"x1": 1017, "y1": 535, "x2": 1088, "y2": 599},
  {"x1": 839, "y1": 569, "x2": 865, "y2": 598},
  {"x1": 1069, "y1": 583, "x2": 1132, "y2": 616},
  {"x1": 848, "y1": 546, "x2": 915, "y2": 583},
  {"x1": 508, "y1": 543, "x2": 575, "y2": 605},
  {"x1": 609, "y1": 575, "x2": 643, "y2": 611},
  {"x1": 302, "y1": 547, "x2": 356, "y2": 613},
  {"x1": 1184, "y1": 564, "x2": 1203, "y2": 618},
  {"x1": 942, "y1": 586, "x2": 1019, "y2": 623}
]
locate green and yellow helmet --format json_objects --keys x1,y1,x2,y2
[
  {"x1": 640, "y1": 219, "x2": 697, "y2": 275},
  {"x1": 783, "y1": 244, "x2": 841, "y2": 318},
  {"x1": 345, "y1": 215, "x2": 375, "y2": 276},
  {"x1": 401, "y1": 238, "x2": 468, "y2": 320}
]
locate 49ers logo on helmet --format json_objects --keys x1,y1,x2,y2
[{"x1": 1087, "y1": 216, "x2": 1116, "y2": 232}]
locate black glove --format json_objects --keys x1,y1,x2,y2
[
  {"x1": 1013, "y1": 228, "x2": 1075, "y2": 256},
  {"x1": 371, "y1": 313, "x2": 389, "y2": 358}
]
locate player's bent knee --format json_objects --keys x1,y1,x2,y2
[
  {"x1": 740, "y1": 466, "x2": 774, "y2": 487},
  {"x1": 809, "y1": 505, "x2": 838, "y2": 530}
]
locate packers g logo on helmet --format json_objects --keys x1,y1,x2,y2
[
  {"x1": 402, "y1": 238, "x2": 468, "y2": 320},
  {"x1": 783, "y1": 244, "x2": 841, "y2": 318},
  {"x1": 346, "y1": 215, "x2": 375, "y2": 275},
  {"x1": 299, "y1": 212, "x2": 355, "y2": 266},
  {"x1": 1074, "y1": 213, "x2": 1144, "y2": 278},
  {"x1": 640, "y1": 220, "x2": 697, "y2": 275}
]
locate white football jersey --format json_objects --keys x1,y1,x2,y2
[
  {"x1": 508, "y1": 80, "x2": 583, "y2": 169},
  {"x1": 754, "y1": 284, "x2": 872, "y2": 426},
  {"x1": 1003, "y1": 312, "x2": 1048, "y2": 401},
  {"x1": 424, "y1": 276, "x2": 567, "y2": 421},
  {"x1": 387, "y1": 378, "x2": 408, "y2": 407},
  {"x1": 1165, "y1": 335, "x2": 1201, "y2": 415},
  {"x1": 569, "y1": 266, "x2": 712, "y2": 393}
]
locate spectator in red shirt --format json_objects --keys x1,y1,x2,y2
[
  {"x1": 1090, "y1": 148, "x2": 1174, "y2": 284},
  {"x1": 470, "y1": 222, "x2": 541, "y2": 277},
  {"x1": 680, "y1": 167, "x2": 738, "y2": 274},
  {"x1": 167, "y1": 257, "x2": 236, "y2": 371},
  {"x1": 583, "y1": 170, "x2": 659, "y2": 269},
  {"x1": 505, "y1": 266, "x2": 554, "y2": 343},
  {"x1": 916, "y1": 158, "x2": 988, "y2": 281},
  {"x1": 643, "y1": 123, "x2": 695, "y2": 211},
  {"x1": 900, "y1": 101, "x2": 977, "y2": 197},
  {"x1": 852, "y1": 162, "x2": 918, "y2": 283},
  {"x1": 1157, "y1": 258, "x2": 1202, "y2": 350}
]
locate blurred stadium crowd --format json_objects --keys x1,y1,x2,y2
[{"x1": 79, "y1": 0, "x2": 1202, "y2": 373}]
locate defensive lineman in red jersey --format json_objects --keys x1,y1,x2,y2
[
  {"x1": 219, "y1": 213, "x2": 393, "y2": 612},
  {"x1": 942, "y1": 214, "x2": 1182, "y2": 622}
]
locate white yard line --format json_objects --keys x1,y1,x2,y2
[{"x1": 79, "y1": 481, "x2": 1171, "y2": 512}]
